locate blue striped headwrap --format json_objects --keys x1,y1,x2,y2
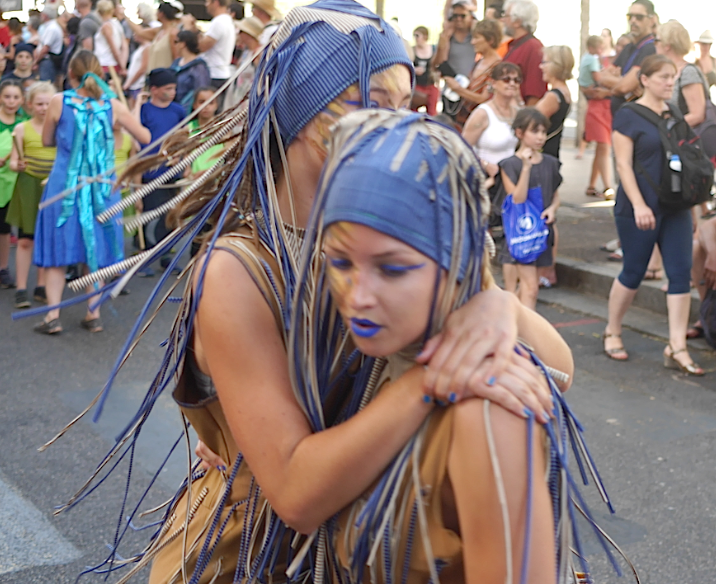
[{"x1": 321, "y1": 111, "x2": 486, "y2": 281}]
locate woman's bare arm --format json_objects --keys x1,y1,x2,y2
[
  {"x1": 681, "y1": 82, "x2": 706, "y2": 127},
  {"x1": 196, "y1": 251, "x2": 435, "y2": 534},
  {"x1": 462, "y1": 107, "x2": 488, "y2": 146}
]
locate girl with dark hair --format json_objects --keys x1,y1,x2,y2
[
  {"x1": 499, "y1": 107, "x2": 561, "y2": 309},
  {"x1": 124, "y1": 0, "x2": 183, "y2": 72},
  {"x1": 171, "y1": 29, "x2": 211, "y2": 110},
  {"x1": 31, "y1": 50, "x2": 150, "y2": 334}
]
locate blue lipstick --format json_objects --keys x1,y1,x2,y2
[{"x1": 350, "y1": 317, "x2": 383, "y2": 338}]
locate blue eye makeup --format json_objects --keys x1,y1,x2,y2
[
  {"x1": 343, "y1": 99, "x2": 381, "y2": 108},
  {"x1": 380, "y1": 263, "x2": 426, "y2": 276},
  {"x1": 329, "y1": 257, "x2": 351, "y2": 270}
]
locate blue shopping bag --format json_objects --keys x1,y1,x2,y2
[{"x1": 501, "y1": 185, "x2": 549, "y2": 264}]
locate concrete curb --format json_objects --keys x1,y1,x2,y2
[{"x1": 555, "y1": 256, "x2": 702, "y2": 323}]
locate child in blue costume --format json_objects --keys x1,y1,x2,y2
[{"x1": 32, "y1": 50, "x2": 150, "y2": 334}]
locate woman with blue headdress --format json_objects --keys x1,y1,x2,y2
[
  {"x1": 32, "y1": 50, "x2": 150, "y2": 334},
  {"x1": 43, "y1": 3, "x2": 575, "y2": 584},
  {"x1": 290, "y1": 109, "x2": 620, "y2": 584}
]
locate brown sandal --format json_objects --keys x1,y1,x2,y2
[
  {"x1": 664, "y1": 345, "x2": 704, "y2": 376},
  {"x1": 603, "y1": 331, "x2": 628, "y2": 361},
  {"x1": 80, "y1": 317, "x2": 104, "y2": 333}
]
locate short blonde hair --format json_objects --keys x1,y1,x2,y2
[
  {"x1": 543, "y1": 45, "x2": 574, "y2": 81},
  {"x1": 659, "y1": 20, "x2": 691, "y2": 57},
  {"x1": 96, "y1": 0, "x2": 115, "y2": 17},
  {"x1": 26, "y1": 81, "x2": 55, "y2": 104}
]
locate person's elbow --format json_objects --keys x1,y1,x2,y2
[{"x1": 270, "y1": 493, "x2": 323, "y2": 535}]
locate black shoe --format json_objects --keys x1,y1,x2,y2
[
  {"x1": 33, "y1": 286, "x2": 47, "y2": 303},
  {"x1": 14, "y1": 289, "x2": 30, "y2": 308},
  {"x1": 0, "y1": 268, "x2": 15, "y2": 289}
]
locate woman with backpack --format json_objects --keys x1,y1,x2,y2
[
  {"x1": 657, "y1": 20, "x2": 716, "y2": 165},
  {"x1": 603, "y1": 54, "x2": 704, "y2": 375}
]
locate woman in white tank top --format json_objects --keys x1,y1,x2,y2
[
  {"x1": 94, "y1": 0, "x2": 127, "y2": 72},
  {"x1": 462, "y1": 62, "x2": 522, "y2": 182}
]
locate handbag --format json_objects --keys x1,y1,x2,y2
[{"x1": 501, "y1": 185, "x2": 549, "y2": 264}]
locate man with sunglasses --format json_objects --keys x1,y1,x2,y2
[
  {"x1": 599, "y1": 0, "x2": 657, "y2": 116},
  {"x1": 435, "y1": 0, "x2": 476, "y2": 121},
  {"x1": 501, "y1": 0, "x2": 546, "y2": 106}
]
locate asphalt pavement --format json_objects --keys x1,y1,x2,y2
[{"x1": 1, "y1": 139, "x2": 716, "y2": 582}]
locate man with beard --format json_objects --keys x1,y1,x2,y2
[
  {"x1": 501, "y1": 0, "x2": 546, "y2": 105},
  {"x1": 599, "y1": 0, "x2": 657, "y2": 116}
]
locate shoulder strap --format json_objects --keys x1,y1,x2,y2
[
  {"x1": 505, "y1": 33, "x2": 533, "y2": 59},
  {"x1": 678, "y1": 63, "x2": 711, "y2": 114},
  {"x1": 622, "y1": 103, "x2": 665, "y2": 195}
]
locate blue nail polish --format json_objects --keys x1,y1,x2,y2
[
  {"x1": 218, "y1": 465, "x2": 226, "y2": 472},
  {"x1": 523, "y1": 407, "x2": 533, "y2": 418},
  {"x1": 487, "y1": 376, "x2": 496, "y2": 386},
  {"x1": 423, "y1": 394, "x2": 432, "y2": 404},
  {"x1": 448, "y1": 392, "x2": 457, "y2": 403}
]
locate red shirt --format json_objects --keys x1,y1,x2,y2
[
  {"x1": 0, "y1": 25, "x2": 10, "y2": 48},
  {"x1": 503, "y1": 34, "x2": 547, "y2": 103}
]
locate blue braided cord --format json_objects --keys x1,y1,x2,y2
[
  {"x1": 92, "y1": 199, "x2": 219, "y2": 421},
  {"x1": 543, "y1": 420, "x2": 623, "y2": 577},
  {"x1": 246, "y1": 512, "x2": 280, "y2": 581},
  {"x1": 73, "y1": 431, "x2": 184, "y2": 578},
  {"x1": 566, "y1": 413, "x2": 589, "y2": 485},
  {"x1": 382, "y1": 515, "x2": 393, "y2": 584},
  {"x1": 400, "y1": 501, "x2": 418, "y2": 584},
  {"x1": 159, "y1": 337, "x2": 170, "y2": 347},
  {"x1": 519, "y1": 412, "x2": 534, "y2": 584},
  {"x1": 168, "y1": 296, "x2": 183, "y2": 303},
  {"x1": 248, "y1": 514, "x2": 282, "y2": 582},
  {"x1": 232, "y1": 475, "x2": 259, "y2": 583},
  {"x1": 189, "y1": 453, "x2": 244, "y2": 583},
  {"x1": 197, "y1": 500, "x2": 242, "y2": 575},
  {"x1": 267, "y1": 522, "x2": 287, "y2": 577}
]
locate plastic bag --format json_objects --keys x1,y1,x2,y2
[{"x1": 501, "y1": 185, "x2": 549, "y2": 264}]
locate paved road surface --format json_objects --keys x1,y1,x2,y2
[{"x1": 1, "y1": 271, "x2": 716, "y2": 583}]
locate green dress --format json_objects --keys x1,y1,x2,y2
[{"x1": 0, "y1": 109, "x2": 30, "y2": 209}]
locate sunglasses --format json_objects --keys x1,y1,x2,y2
[
  {"x1": 497, "y1": 76, "x2": 521, "y2": 84},
  {"x1": 626, "y1": 12, "x2": 647, "y2": 21},
  {"x1": 450, "y1": 13, "x2": 467, "y2": 20}
]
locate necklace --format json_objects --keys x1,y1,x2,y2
[{"x1": 491, "y1": 99, "x2": 514, "y2": 121}]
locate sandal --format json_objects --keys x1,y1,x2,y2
[
  {"x1": 585, "y1": 186, "x2": 599, "y2": 197},
  {"x1": 686, "y1": 323, "x2": 705, "y2": 339},
  {"x1": 603, "y1": 331, "x2": 628, "y2": 361},
  {"x1": 34, "y1": 318, "x2": 62, "y2": 335},
  {"x1": 663, "y1": 345, "x2": 704, "y2": 376},
  {"x1": 608, "y1": 248, "x2": 623, "y2": 262},
  {"x1": 643, "y1": 269, "x2": 664, "y2": 280},
  {"x1": 80, "y1": 317, "x2": 104, "y2": 333}
]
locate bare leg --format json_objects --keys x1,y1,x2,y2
[
  {"x1": 587, "y1": 151, "x2": 599, "y2": 190},
  {"x1": 665, "y1": 293, "x2": 702, "y2": 373},
  {"x1": 44, "y1": 266, "x2": 66, "y2": 321},
  {"x1": 502, "y1": 263, "x2": 518, "y2": 294},
  {"x1": 692, "y1": 236, "x2": 706, "y2": 302},
  {"x1": 516, "y1": 264, "x2": 539, "y2": 310},
  {"x1": 595, "y1": 142, "x2": 612, "y2": 191},
  {"x1": 15, "y1": 238, "x2": 33, "y2": 290},
  {"x1": 538, "y1": 233, "x2": 558, "y2": 286},
  {"x1": 37, "y1": 267, "x2": 45, "y2": 287},
  {"x1": 605, "y1": 278, "x2": 638, "y2": 354},
  {"x1": 0, "y1": 232, "x2": 9, "y2": 269},
  {"x1": 449, "y1": 399, "x2": 554, "y2": 584}
]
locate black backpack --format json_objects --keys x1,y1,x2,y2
[{"x1": 625, "y1": 102, "x2": 714, "y2": 211}]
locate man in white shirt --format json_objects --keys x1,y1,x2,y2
[
  {"x1": 35, "y1": 5, "x2": 69, "y2": 84},
  {"x1": 199, "y1": 0, "x2": 236, "y2": 110}
]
